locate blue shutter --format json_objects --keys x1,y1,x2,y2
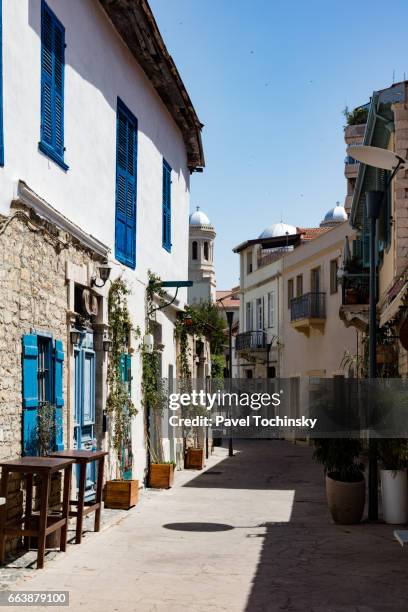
[
  {"x1": 40, "y1": 2, "x2": 67, "y2": 170},
  {"x1": 22, "y1": 335, "x2": 39, "y2": 455},
  {"x1": 115, "y1": 99, "x2": 137, "y2": 268},
  {"x1": 54, "y1": 339, "x2": 64, "y2": 451},
  {"x1": 0, "y1": 0, "x2": 4, "y2": 167},
  {"x1": 162, "y1": 160, "x2": 172, "y2": 252}
]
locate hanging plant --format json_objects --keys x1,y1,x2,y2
[{"x1": 106, "y1": 278, "x2": 138, "y2": 479}]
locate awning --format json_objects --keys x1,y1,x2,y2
[{"x1": 379, "y1": 281, "x2": 407, "y2": 327}]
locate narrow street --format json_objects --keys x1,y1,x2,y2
[{"x1": 5, "y1": 440, "x2": 408, "y2": 612}]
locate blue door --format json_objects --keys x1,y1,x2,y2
[{"x1": 74, "y1": 332, "x2": 96, "y2": 499}]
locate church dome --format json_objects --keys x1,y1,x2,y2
[
  {"x1": 320, "y1": 203, "x2": 347, "y2": 227},
  {"x1": 258, "y1": 222, "x2": 297, "y2": 239},
  {"x1": 189, "y1": 206, "x2": 210, "y2": 226}
]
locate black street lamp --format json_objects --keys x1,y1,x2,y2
[
  {"x1": 226, "y1": 310, "x2": 234, "y2": 457},
  {"x1": 347, "y1": 145, "x2": 407, "y2": 520}
]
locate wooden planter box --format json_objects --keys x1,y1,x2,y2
[
  {"x1": 149, "y1": 463, "x2": 174, "y2": 489},
  {"x1": 185, "y1": 448, "x2": 205, "y2": 470},
  {"x1": 377, "y1": 345, "x2": 395, "y2": 364},
  {"x1": 104, "y1": 479, "x2": 138, "y2": 510}
]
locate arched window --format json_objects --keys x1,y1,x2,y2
[
  {"x1": 192, "y1": 241, "x2": 198, "y2": 260},
  {"x1": 204, "y1": 241, "x2": 209, "y2": 260}
]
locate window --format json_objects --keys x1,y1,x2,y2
[
  {"x1": 311, "y1": 267, "x2": 321, "y2": 293},
  {"x1": 192, "y1": 241, "x2": 198, "y2": 260},
  {"x1": 330, "y1": 259, "x2": 338, "y2": 294},
  {"x1": 267, "y1": 291, "x2": 275, "y2": 327},
  {"x1": 0, "y1": 0, "x2": 3, "y2": 166},
  {"x1": 115, "y1": 98, "x2": 137, "y2": 268},
  {"x1": 287, "y1": 279, "x2": 294, "y2": 308},
  {"x1": 162, "y1": 159, "x2": 171, "y2": 252},
  {"x1": 267, "y1": 366, "x2": 276, "y2": 379},
  {"x1": 22, "y1": 334, "x2": 64, "y2": 455},
  {"x1": 296, "y1": 274, "x2": 303, "y2": 297},
  {"x1": 39, "y1": 1, "x2": 67, "y2": 170},
  {"x1": 245, "y1": 301, "x2": 253, "y2": 331},
  {"x1": 256, "y1": 298, "x2": 263, "y2": 330},
  {"x1": 247, "y1": 250, "x2": 253, "y2": 274},
  {"x1": 204, "y1": 241, "x2": 209, "y2": 260}
]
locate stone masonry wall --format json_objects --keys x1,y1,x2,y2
[{"x1": 0, "y1": 203, "x2": 97, "y2": 554}]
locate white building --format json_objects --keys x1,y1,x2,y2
[
  {"x1": 188, "y1": 207, "x2": 216, "y2": 304},
  {"x1": 0, "y1": 0, "x2": 204, "y2": 493},
  {"x1": 233, "y1": 223, "x2": 297, "y2": 378}
]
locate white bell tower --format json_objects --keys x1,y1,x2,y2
[{"x1": 188, "y1": 207, "x2": 216, "y2": 304}]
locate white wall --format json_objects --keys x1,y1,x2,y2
[
  {"x1": 2, "y1": 0, "x2": 190, "y2": 297},
  {"x1": 2, "y1": 0, "x2": 192, "y2": 481}
]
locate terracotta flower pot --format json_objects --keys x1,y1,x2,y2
[{"x1": 325, "y1": 473, "x2": 365, "y2": 524}]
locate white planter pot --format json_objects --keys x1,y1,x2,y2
[{"x1": 380, "y1": 469, "x2": 408, "y2": 525}]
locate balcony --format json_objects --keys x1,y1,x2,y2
[
  {"x1": 290, "y1": 292, "x2": 326, "y2": 335},
  {"x1": 235, "y1": 330, "x2": 266, "y2": 352},
  {"x1": 339, "y1": 274, "x2": 370, "y2": 331}
]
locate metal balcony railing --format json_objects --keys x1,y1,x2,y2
[
  {"x1": 235, "y1": 330, "x2": 266, "y2": 351},
  {"x1": 342, "y1": 274, "x2": 370, "y2": 306},
  {"x1": 290, "y1": 292, "x2": 326, "y2": 322}
]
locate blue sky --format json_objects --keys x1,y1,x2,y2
[{"x1": 150, "y1": 0, "x2": 408, "y2": 289}]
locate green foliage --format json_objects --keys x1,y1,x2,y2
[
  {"x1": 378, "y1": 439, "x2": 408, "y2": 471},
  {"x1": 211, "y1": 353, "x2": 225, "y2": 379},
  {"x1": 174, "y1": 300, "x2": 226, "y2": 380},
  {"x1": 188, "y1": 301, "x2": 226, "y2": 354},
  {"x1": 106, "y1": 278, "x2": 138, "y2": 479},
  {"x1": 37, "y1": 403, "x2": 57, "y2": 456},
  {"x1": 313, "y1": 438, "x2": 364, "y2": 482},
  {"x1": 343, "y1": 105, "x2": 369, "y2": 126}
]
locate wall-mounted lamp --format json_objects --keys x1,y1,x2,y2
[
  {"x1": 91, "y1": 262, "x2": 112, "y2": 288},
  {"x1": 70, "y1": 328, "x2": 81, "y2": 345},
  {"x1": 103, "y1": 337, "x2": 112, "y2": 352},
  {"x1": 143, "y1": 332, "x2": 154, "y2": 354}
]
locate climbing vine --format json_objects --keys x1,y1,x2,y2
[
  {"x1": 106, "y1": 278, "x2": 139, "y2": 478},
  {"x1": 142, "y1": 271, "x2": 168, "y2": 463}
]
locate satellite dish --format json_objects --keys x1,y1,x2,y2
[{"x1": 347, "y1": 145, "x2": 408, "y2": 171}]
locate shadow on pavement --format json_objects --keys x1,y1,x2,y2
[{"x1": 185, "y1": 440, "x2": 408, "y2": 611}]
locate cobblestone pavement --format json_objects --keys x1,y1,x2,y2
[{"x1": 2, "y1": 440, "x2": 408, "y2": 612}]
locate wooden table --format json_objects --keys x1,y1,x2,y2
[
  {"x1": 0, "y1": 456, "x2": 74, "y2": 569},
  {"x1": 51, "y1": 450, "x2": 107, "y2": 544}
]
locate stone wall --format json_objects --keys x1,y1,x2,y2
[
  {"x1": 0, "y1": 202, "x2": 98, "y2": 554},
  {"x1": 392, "y1": 89, "x2": 408, "y2": 279}
]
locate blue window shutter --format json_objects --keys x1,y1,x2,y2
[
  {"x1": 40, "y1": 2, "x2": 67, "y2": 170},
  {"x1": 115, "y1": 99, "x2": 137, "y2": 268},
  {"x1": 0, "y1": 0, "x2": 4, "y2": 167},
  {"x1": 22, "y1": 334, "x2": 39, "y2": 455},
  {"x1": 54, "y1": 339, "x2": 64, "y2": 450},
  {"x1": 162, "y1": 159, "x2": 171, "y2": 252}
]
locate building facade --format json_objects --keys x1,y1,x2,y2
[
  {"x1": 0, "y1": 0, "x2": 204, "y2": 526},
  {"x1": 342, "y1": 82, "x2": 408, "y2": 377},
  {"x1": 281, "y1": 216, "x2": 357, "y2": 378}
]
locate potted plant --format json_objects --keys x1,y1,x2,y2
[
  {"x1": 185, "y1": 446, "x2": 205, "y2": 469},
  {"x1": 105, "y1": 279, "x2": 139, "y2": 510},
  {"x1": 149, "y1": 461, "x2": 175, "y2": 488},
  {"x1": 378, "y1": 439, "x2": 408, "y2": 524},
  {"x1": 313, "y1": 438, "x2": 365, "y2": 524}
]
